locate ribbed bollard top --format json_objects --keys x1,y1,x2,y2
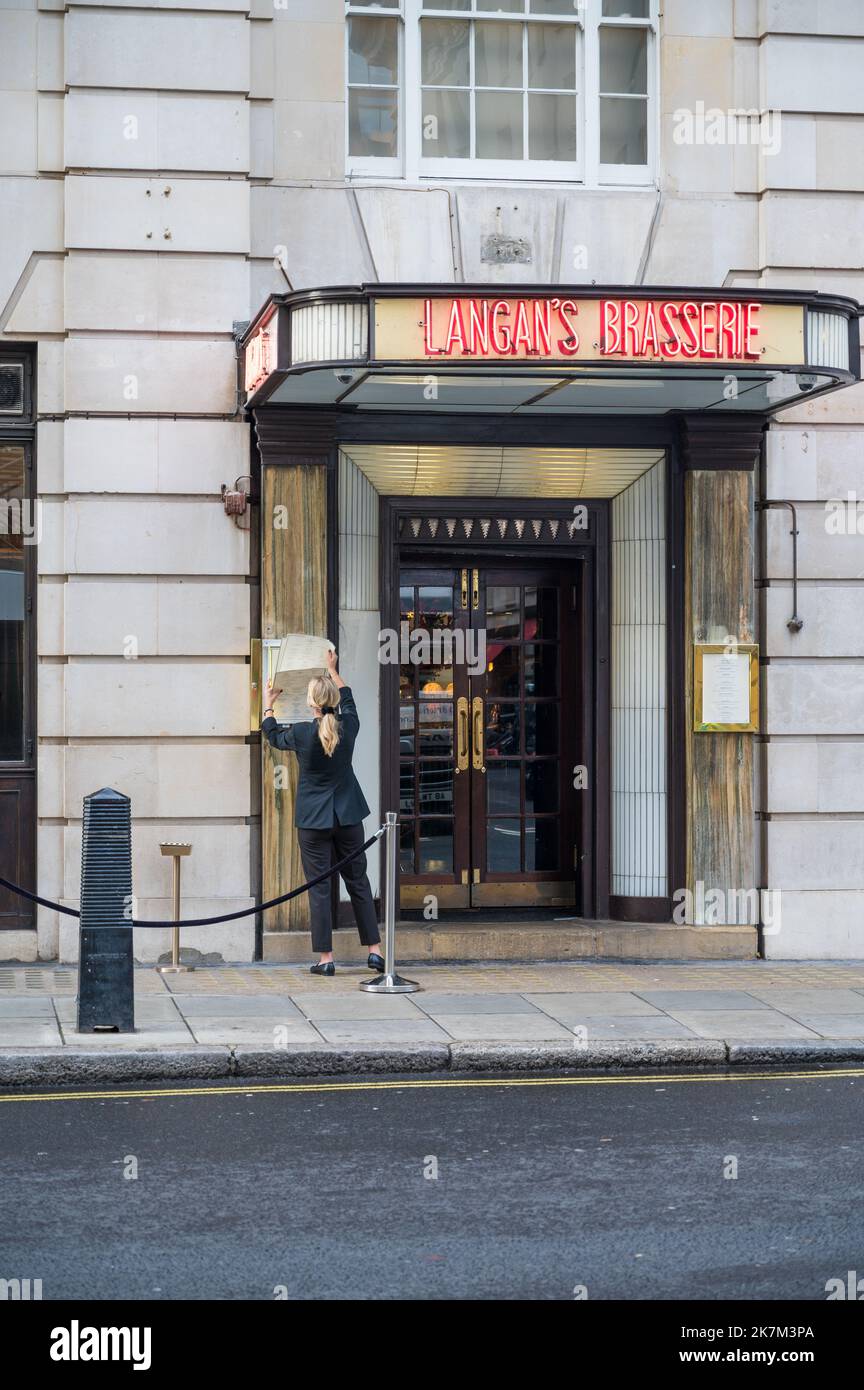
[{"x1": 80, "y1": 788, "x2": 132, "y2": 931}]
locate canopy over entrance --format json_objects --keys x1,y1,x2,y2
[
  {"x1": 339, "y1": 443, "x2": 664, "y2": 498},
  {"x1": 242, "y1": 285, "x2": 860, "y2": 417}
]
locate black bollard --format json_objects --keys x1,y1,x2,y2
[{"x1": 76, "y1": 788, "x2": 135, "y2": 1033}]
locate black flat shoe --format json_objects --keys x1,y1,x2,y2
[
  {"x1": 310, "y1": 962, "x2": 335, "y2": 977},
  {"x1": 367, "y1": 952, "x2": 385, "y2": 973}
]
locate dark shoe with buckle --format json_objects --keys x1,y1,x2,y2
[
  {"x1": 310, "y1": 961, "x2": 335, "y2": 977},
  {"x1": 367, "y1": 952, "x2": 385, "y2": 973}
]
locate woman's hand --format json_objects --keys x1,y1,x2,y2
[
  {"x1": 264, "y1": 678, "x2": 282, "y2": 712},
  {"x1": 326, "y1": 647, "x2": 346, "y2": 689}
]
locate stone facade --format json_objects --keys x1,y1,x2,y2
[{"x1": 1, "y1": 0, "x2": 862, "y2": 960}]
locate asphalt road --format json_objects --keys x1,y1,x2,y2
[{"x1": 1, "y1": 1068, "x2": 863, "y2": 1301}]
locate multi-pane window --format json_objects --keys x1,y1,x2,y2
[
  {"x1": 345, "y1": 0, "x2": 656, "y2": 183},
  {"x1": 348, "y1": 6, "x2": 401, "y2": 159},
  {"x1": 420, "y1": 5, "x2": 579, "y2": 164},
  {"x1": 0, "y1": 445, "x2": 25, "y2": 761}
]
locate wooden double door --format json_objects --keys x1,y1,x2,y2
[{"x1": 397, "y1": 563, "x2": 579, "y2": 910}]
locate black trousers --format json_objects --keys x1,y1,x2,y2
[{"x1": 297, "y1": 821, "x2": 380, "y2": 954}]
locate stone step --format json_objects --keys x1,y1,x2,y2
[{"x1": 262, "y1": 921, "x2": 757, "y2": 964}]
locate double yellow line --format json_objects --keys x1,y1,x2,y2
[{"x1": 1, "y1": 1067, "x2": 862, "y2": 1105}]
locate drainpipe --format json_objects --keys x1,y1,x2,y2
[{"x1": 756, "y1": 500, "x2": 804, "y2": 632}]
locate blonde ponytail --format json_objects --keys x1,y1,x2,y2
[{"x1": 308, "y1": 675, "x2": 341, "y2": 757}]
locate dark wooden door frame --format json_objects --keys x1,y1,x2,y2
[
  {"x1": 0, "y1": 347, "x2": 37, "y2": 931},
  {"x1": 380, "y1": 496, "x2": 610, "y2": 920}
]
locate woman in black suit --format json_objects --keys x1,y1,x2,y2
[{"x1": 262, "y1": 649, "x2": 383, "y2": 977}]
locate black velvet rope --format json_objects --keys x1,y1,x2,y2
[{"x1": 0, "y1": 826, "x2": 385, "y2": 929}]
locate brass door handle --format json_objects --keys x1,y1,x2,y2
[
  {"x1": 456, "y1": 696, "x2": 469, "y2": 772},
  {"x1": 472, "y1": 696, "x2": 485, "y2": 772}
]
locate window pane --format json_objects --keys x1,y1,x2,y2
[
  {"x1": 423, "y1": 0, "x2": 471, "y2": 9},
  {"x1": 348, "y1": 17, "x2": 399, "y2": 86},
  {"x1": 600, "y1": 95, "x2": 647, "y2": 163},
  {"x1": 524, "y1": 643, "x2": 557, "y2": 696},
  {"x1": 422, "y1": 88, "x2": 470, "y2": 156},
  {"x1": 531, "y1": 0, "x2": 577, "y2": 13},
  {"x1": 487, "y1": 702, "x2": 520, "y2": 757},
  {"x1": 529, "y1": 93, "x2": 577, "y2": 159},
  {"x1": 528, "y1": 24, "x2": 576, "y2": 89},
  {"x1": 419, "y1": 762, "x2": 454, "y2": 815},
  {"x1": 418, "y1": 704, "x2": 454, "y2": 755},
  {"x1": 525, "y1": 761, "x2": 558, "y2": 814},
  {"x1": 486, "y1": 642, "x2": 520, "y2": 697},
  {"x1": 421, "y1": 19, "x2": 470, "y2": 87},
  {"x1": 475, "y1": 22, "x2": 523, "y2": 89},
  {"x1": 603, "y1": 0, "x2": 649, "y2": 16},
  {"x1": 399, "y1": 703, "x2": 415, "y2": 755},
  {"x1": 0, "y1": 446, "x2": 25, "y2": 762},
  {"x1": 400, "y1": 763, "x2": 415, "y2": 815},
  {"x1": 525, "y1": 819, "x2": 559, "y2": 871},
  {"x1": 487, "y1": 821, "x2": 520, "y2": 873},
  {"x1": 599, "y1": 27, "x2": 647, "y2": 94},
  {"x1": 524, "y1": 585, "x2": 557, "y2": 639},
  {"x1": 399, "y1": 821, "x2": 414, "y2": 874},
  {"x1": 487, "y1": 761, "x2": 521, "y2": 815},
  {"x1": 353, "y1": 0, "x2": 400, "y2": 6},
  {"x1": 349, "y1": 88, "x2": 399, "y2": 157},
  {"x1": 419, "y1": 821, "x2": 453, "y2": 873},
  {"x1": 418, "y1": 666, "x2": 453, "y2": 695},
  {"x1": 417, "y1": 585, "x2": 454, "y2": 630},
  {"x1": 400, "y1": 586, "x2": 414, "y2": 622},
  {"x1": 487, "y1": 585, "x2": 520, "y2": 638},
  {"x1": 525, "y1": 702, "x2": 558, "y2": 755}
]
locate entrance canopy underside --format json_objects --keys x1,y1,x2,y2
[
  {"x1": 266, "y1": 365, "x2": 842, "y2": 415},
  {"x1": 340, "y1": 443, "x2": 664, "y2": 498}
]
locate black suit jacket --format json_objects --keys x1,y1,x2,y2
[{"x1": 261, "y1": 686, "x2": 371, "y2": 830}]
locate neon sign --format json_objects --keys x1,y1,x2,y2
[{"x1": 418, "y1": 296, "x2": 765, "y2": 363}]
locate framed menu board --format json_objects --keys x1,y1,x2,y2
[{"x1": 694, "y1": 644, "x2": 759, "y2": 733}]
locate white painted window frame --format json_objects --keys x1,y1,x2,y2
[{"x1": 345, "y1": 0, "x2": 658, "y2": 188}]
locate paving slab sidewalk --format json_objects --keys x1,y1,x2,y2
[{"x1": 3, "y1": 960, "x2": 864, "y2": 1084}]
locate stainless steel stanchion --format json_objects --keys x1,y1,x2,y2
[
  {"x1": 360, "y1": 812, "x2": 419, "y2": 994},
  {"x1": 156, "y1": 842, "x2": 194, "y2": 974}
]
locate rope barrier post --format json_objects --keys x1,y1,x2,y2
[
  {"x1": 360, "y1": 811, "x2": 419, "y2": 995},
  {"x1": 76, "y1": 788, "x2": 135, "y2": 1034},
  {"x1": 156, "y1": 843, "x2": 194, "y2": 974}
]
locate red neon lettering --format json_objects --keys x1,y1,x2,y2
[
  {"x1": 658, "y1": 302, "x2": 680, "y2": 358},
  {"x1": 468, "y1": 299, "x2": 490, "y2": 356},
  {"x1": 423, "y1": 298, "x2": 440, "y2": 356},
  {"x1": 678, "y1": 301, "x2": 700, "y2": 357},
  {"x1": 717, "y1": 302, "x2": 737, "y2": 359},
  {"x1": 556, "y1": 299, "x2": 580, "y2": 356},
  {"x1": 699, "y1": 302, "x2": 717, "y2": 358},
  {"x1": 491, "y1": 300, "x2": 513, "y2": 354},
  {"x1": 513, "y1": 300, "x2": 533, "y2": 353},
  {"x1": 640, "y1": 301, "x2": 661, "y2": 356},
  {"x1": 745, "y1": 302, "x2": 761, "y2": 358},
  {"x1": 623, "y1": 300, "x2": 641, "y2": 356},
  {"x1": 533, "y1": 300, "x2": 552, "y2": 356},
  {"x1": 445, "y1": 299, "x2": 468, "y2": 355},
  {"x1": 601, "y1": 300, "x2": 621, "y2": 354}
]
